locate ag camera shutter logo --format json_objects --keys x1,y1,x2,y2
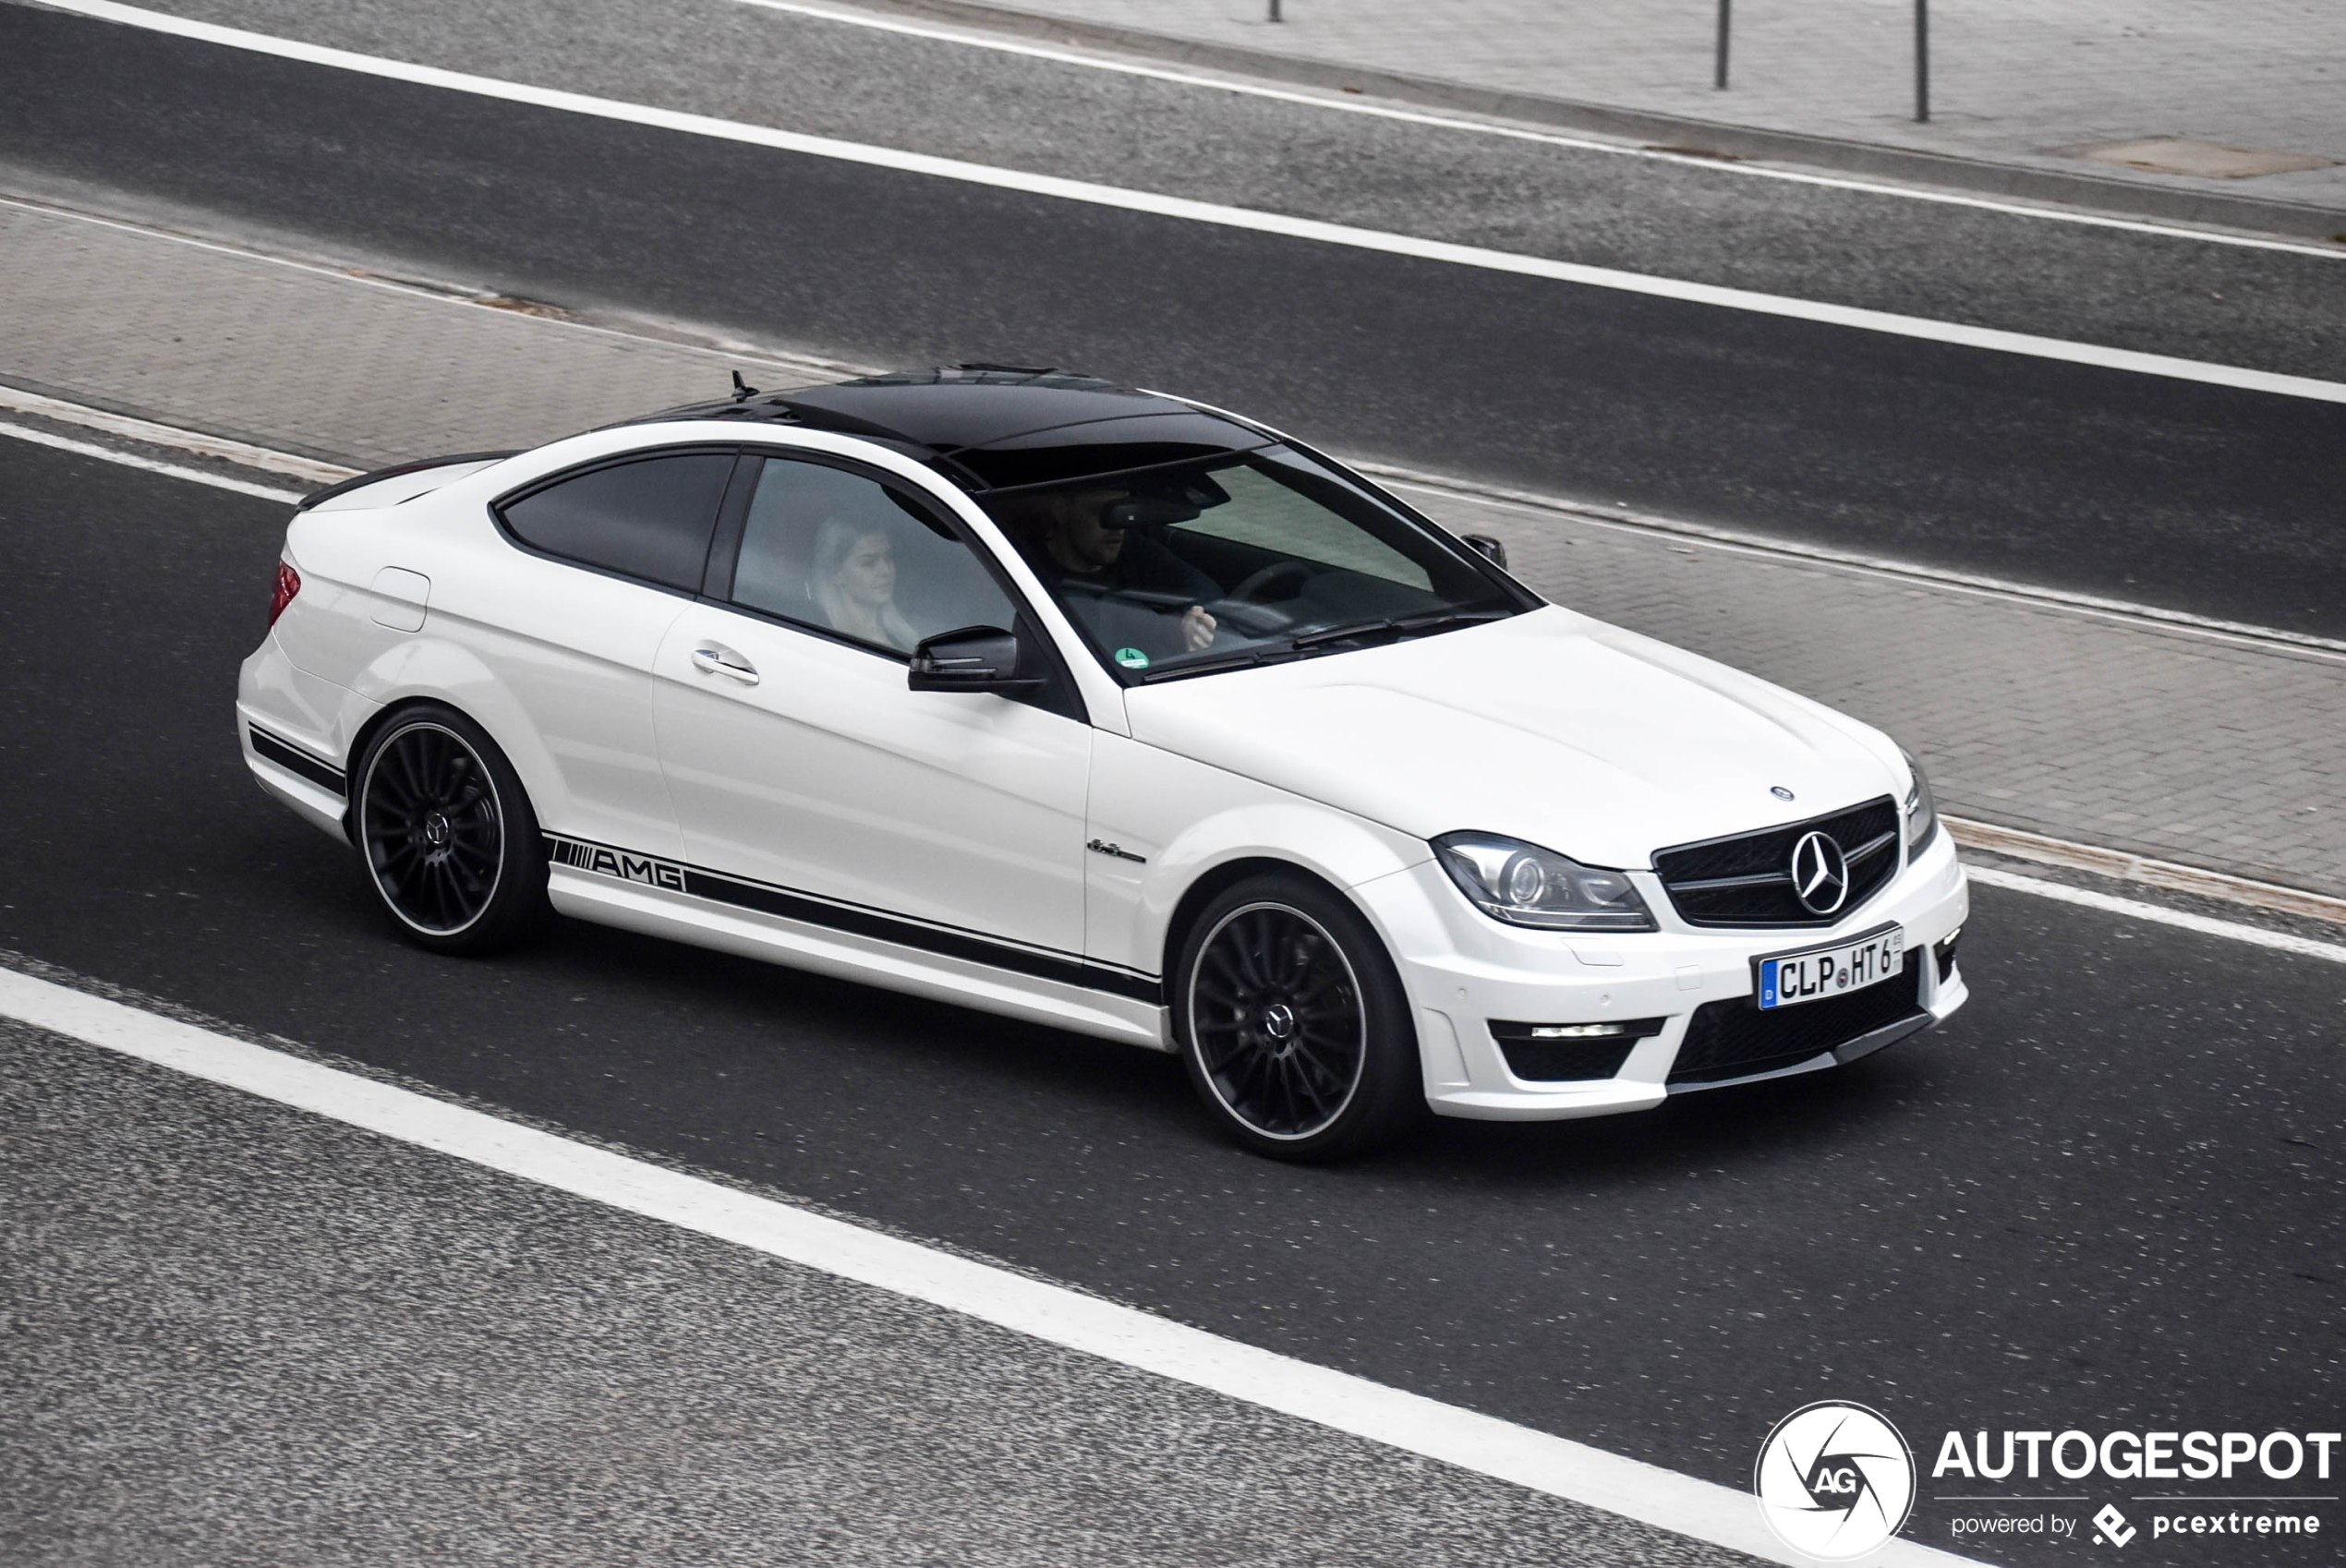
[{"x1": 1755, "y1": 1401, "x2": 1917, "y2": 1560}]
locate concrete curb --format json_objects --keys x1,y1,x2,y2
[
  {"x1": 1946, "y1": 818, "x2": 2346, "y2": 930},
  {"x1": 828, "y1": 0, "x2": 2346, "y2": 243}
]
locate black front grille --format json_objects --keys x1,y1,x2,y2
[
  {"x1": 1489, "y1": 1018, "x2": 1666, "y2": 1081},
  {"x1": 1653, "y1": 797, "x2": 1900, "y2": 928},
  {"x1": 1667, "y1": 960, "x2": 1924, "y2": 1084}
]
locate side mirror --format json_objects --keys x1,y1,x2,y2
[
  {"x1": 1460, "y1": 534, "x2": 1509, "y2": 571},
  {"x1": 908, "y1": 624, "x2": 1043, "y2": 694}
]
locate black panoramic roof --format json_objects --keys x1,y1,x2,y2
[{"x1": 634, "y1": 365, "x2": 1273, "y2": 489}]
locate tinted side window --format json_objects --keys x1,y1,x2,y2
[
  {"x1": 731, "y1": 458, "x2": 1014, "y2": 654},
  {"x1": 500, "y1": 452, "x2": 734, "y2": 591}
]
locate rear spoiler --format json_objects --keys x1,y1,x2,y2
[{"x1": 296, "y1": 451, "x2": 519, "y2": 512}]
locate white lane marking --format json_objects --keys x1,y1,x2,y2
[
  {"x1": 732, "y1": 0, "x2": 2346, "y2": 262},
  {"x1": 1966, "y1": 867, "x2": 2346, "y2": 965},
  {"x1": 44, "y1": 0, "x2": 2346, "y2": 406},
  {"x1": 0, "y1": 419, "x2": 308, "y2": 502},
  {"x1": 0, "y1": 966, "x2": 1979, "y2": 1568},
  {"x1": 1370, "y1": 467, "x2": 2346, "y2": 662},
  {"x1": 0, "y1": 382, "x2": 356, "y2": 485}
]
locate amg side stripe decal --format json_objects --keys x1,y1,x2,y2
[
  {"x1": 249, "y1": 723, "x2": 346, "y2": 795},
  {"x1": 548, "y1": 837, "x2": 687, "y2": 891},
  {"x1": 545, "y1": 833, "x2": 1163, "y2": 1006}
]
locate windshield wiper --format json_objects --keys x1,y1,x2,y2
[
  {"x1": 1134, "y1": 645, "x2": 1299, "y2": 681},
  {"x1": 1136, "y1": 609, "x2": 1514, "y2": 681},
  {"x1": 1287, "y1": 607, "x2": 1514, "y2": 651}
]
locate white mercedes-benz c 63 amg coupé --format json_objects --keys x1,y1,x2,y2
[{"x1": 238, "y1": 367, "x2": 1968, "y2": 1159}]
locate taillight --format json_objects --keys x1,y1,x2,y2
[{"x1": 268, "y1": 561, "x2": 301, "y2": 627}]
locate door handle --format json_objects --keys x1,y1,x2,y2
[{"x1": 691, "y1": 643, "x2": 759, "y2": 685}]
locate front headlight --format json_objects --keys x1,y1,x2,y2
[
  {"x1": 1901, "y1": 748, "x2": 1940, "y2": 854},
  {"x1": 1433, "y1": 832, "x2": 1657, "y2": 931}
]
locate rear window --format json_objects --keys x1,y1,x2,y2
[{"x1": 499, "y1": 452, "x2": 734, "y2": 591}]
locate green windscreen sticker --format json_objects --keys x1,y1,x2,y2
[{"x1": 1114, "y1": 647, "x2": 1151, "y2": 669}]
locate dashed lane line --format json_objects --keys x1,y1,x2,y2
[
  {"x1": 0, "y1": 964, "x2": 1980, "y2": 1568},
  {"x1": 38, "y1": 0, "x2": 2346, "y2": 408}
]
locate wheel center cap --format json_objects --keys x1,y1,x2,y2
[
  {"x1": 421, "y1": 811, "x2": 452, "y2": 847},
  {"x1": 1261, "y1": 1002, "x2": 1298, "y2": 1043}
]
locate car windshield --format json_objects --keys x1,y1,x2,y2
[{"x1": 976, "y1": 444, "x2": 1527, "y2": 681}]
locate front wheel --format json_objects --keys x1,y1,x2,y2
[
  {"x1": 1172, "y1": 874, "x2": 1424, "y2": 1161},
  {"x1": 351, "y1": 704, "x2": 550, "y2": 954}
]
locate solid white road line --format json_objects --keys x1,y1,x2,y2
[
  {"x1": 0, "y1": 382, "x2": 356, "y2": 486},
  {"x1": 730, "y1": 0, "x2": 2346, "y2": 262},
  {"x1": 0, "y1": 965, "x2": 1978, "y2": 1568},
  {"x1": 43, "y1": 0, "x2": 2346, "y2": 407},
  {"x1": 1965, "y1": 867, "x2": 2346, "y2": 966},
  {"x1": 0, "y1": 419, "x2": 308, "y2": 502}
]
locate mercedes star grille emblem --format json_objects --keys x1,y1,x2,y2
[{"x1": 1789, "y1": 830, "x2": 1851, "y2": 915}]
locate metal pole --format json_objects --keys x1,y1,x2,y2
[
  {"x1": 1714, "y1": 0, "x2": 1731, "y2": 90},
  {"x1": 1914, "y1": 0, "x2": 1929, "y2": 121},
  {"x1": 1267, "y1": 0, "x2": 1280, "y2": 21}
]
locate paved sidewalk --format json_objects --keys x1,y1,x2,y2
[
  {"x1": 0, "y1": 201, "x2": 836, "y2": 468},
  {"x1": 5, "y1": 193, "x2": 2341, "y2": 899},
  {"x1": 905, "y1": 0, "x2": 2346, "y2": 224}
]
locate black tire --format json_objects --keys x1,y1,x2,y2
[
  {"x1": 1172, "y1": 873, "x2": 1425, "y2": 1162},
  {"x1": 350, "y1": 703, "x2": 550, "y2": 955}
]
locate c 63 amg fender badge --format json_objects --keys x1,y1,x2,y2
[{"x1": 1755, "y1": 1400, "x2": 1917, "y2": 1560}]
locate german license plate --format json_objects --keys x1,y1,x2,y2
[{"x1": 1756, "y1": 926, "x2": 1904, "y2": 1010}]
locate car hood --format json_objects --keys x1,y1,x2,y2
[{"x1": 1121, "y1": 607, "x2": 1905, "y2": 870}]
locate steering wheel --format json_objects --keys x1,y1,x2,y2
[{"x1": 1227, "y1": 559, "x2": 1314, "y2": 604}]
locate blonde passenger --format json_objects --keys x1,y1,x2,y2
[{"x1": 811, "y1": 515, "x2": 917, "y2": 650}]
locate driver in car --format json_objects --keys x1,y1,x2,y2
[{"x1": 1029, "y1": 485, "x2": 1220, "y2": 657}]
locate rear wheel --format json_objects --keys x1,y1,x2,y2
[
  {"x1": 1173, "y1": 874, "x2": 1423, "y2": 1161},
  {"x1": 352, "y1": 704, "x2": 549, "y2": 954}
]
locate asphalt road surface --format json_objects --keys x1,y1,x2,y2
[
  {"x1": 3, "y1": 2, "x2": 2343, "y2": 636},
  {"x1": 1, "y1": 1017, "x2": 1745, "y2": 1568},
  {"x1": 4, "y1": 431, "x2": 2340, "y2": 1566}
]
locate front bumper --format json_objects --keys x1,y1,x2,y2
[{"x1": 1359, "y1": 827, "x2": 1970, "y2": 1122}]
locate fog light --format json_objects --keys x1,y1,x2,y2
[
  {"x1": 1490, "y1": 1018, "x2": 1668, "y2": 1081},
  {"x1": 1934, "y1": 927, "x2": 1963, "y2": 982}
]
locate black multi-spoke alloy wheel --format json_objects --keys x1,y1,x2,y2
[
  {"x1": 352, "y1": 704, "x2": 549, "y2": 954},
  {"x1": 1174, "y1": 874, "x2": 1423, "y2": 1161}
]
